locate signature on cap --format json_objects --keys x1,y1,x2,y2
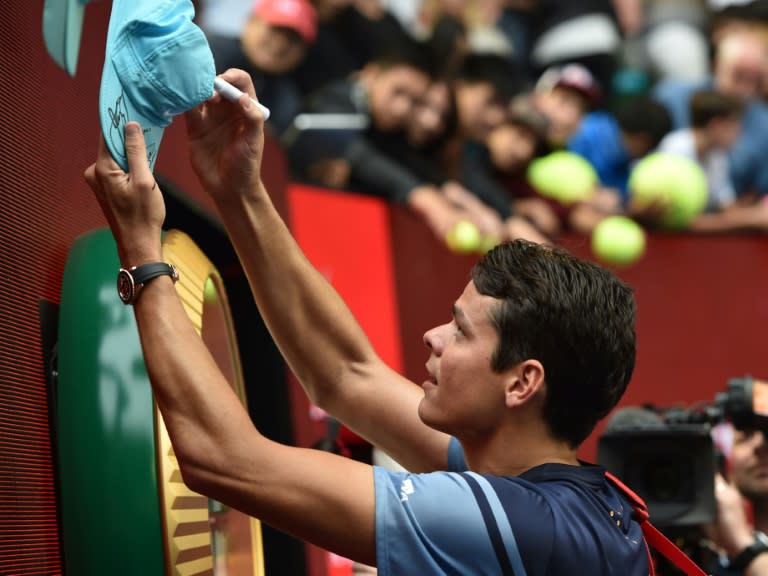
[{"x1": 108, "y1": 91, "x2": 158, "y2": 168}]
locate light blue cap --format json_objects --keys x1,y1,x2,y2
[
  {"x1": 43, "y1": 0, "x2": 93, "y2": 76},
  {"x1": 100, "y1": 0, "x2": 216, "y2": 171}
]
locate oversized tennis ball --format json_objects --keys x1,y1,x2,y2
[
  {"x1": 591, "y1": 216, "x2": 646, "y2": 267},
  {"x1": 527, "y1": 151, "x2": 598, "y2": 204},
  {"x1": 628, "y1": 152, "x2": 708, "y2": 229},
  {"x1": 446, "y1": 220, "x2": 482, "y2": 254}
]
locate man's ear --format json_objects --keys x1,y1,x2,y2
[{"x1": 504, "y1": 359, "x2": 545, "y2": 409}]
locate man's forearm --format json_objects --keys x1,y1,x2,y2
[{"x1": 213, "y1": 182, "x2": 380, "y2": 413}]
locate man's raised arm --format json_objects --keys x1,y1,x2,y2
[
  {"x1": 184, "y1": 68, "x2": 451, "y2": 472},
  {"x1": 86, "y1": 125, "x2": 379, "y2": 564}
]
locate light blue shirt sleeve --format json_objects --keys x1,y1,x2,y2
[
  {"x1": 374, "y1": 468, "x2": 507, "y2": 576},
  {"x1": 447, "y1": 436, "x2": 467, "y2": 472}
]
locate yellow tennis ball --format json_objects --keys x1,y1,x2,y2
[
  {"x1": 629, "y1": 152, "x2": 708, "y2": 229},
  {"x1": 591, "y1": 216, "x2": 647, "y2": 267},
  {"x1": 446, "y1": 220, "x2": 482, "y2": 254},
  {"x1": 527, "y1": 151, "x2": 598, "y2": 204}
]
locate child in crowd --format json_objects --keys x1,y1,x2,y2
[
  {"x1": 656, "y1": 88, "x2": 768, "y2": 232},
  {"x1": 532, "y1": 63, "x2": 601, "y2": 147},
  {"x1": 657, "y1": 89, "x2": 743, "y2": 212}
]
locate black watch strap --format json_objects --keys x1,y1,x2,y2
[
  {"x1": 117, "y1": 262, "x2": 179, "y2": 305},
  {"x1": 729, "y1": 531, "x2": 768, "y2": 571},
  {"x1": 131, "y1": 262, "x2": 178, "y2": 286}
]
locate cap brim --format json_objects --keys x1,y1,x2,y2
[
  {"x1": 99, "y1": 57, "x2": 165, "y2": 172},
  {"x1": 43, "y1": 0, "x2": 88, "y2": 76}
]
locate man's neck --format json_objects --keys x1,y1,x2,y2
[{"x1": 460, "y1": 423, "x2": 579, "y2": 476}]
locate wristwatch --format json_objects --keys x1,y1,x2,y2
[
  {"x1": 728, "y1": 531, "x2": 768, "y2": 572},
  {"x1": 117, "y1": 262, "x2": 179, "y2": 305}
]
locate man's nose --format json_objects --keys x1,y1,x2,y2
[{"x1": 423, "y1": 326, "x2": 443, "y2": 355}]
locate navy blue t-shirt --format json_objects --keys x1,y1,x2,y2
[{"x1": 373, "y1": 438, "x2": 649, "y2": 575}]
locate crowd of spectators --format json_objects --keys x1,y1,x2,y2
[{"x1": 194, "y1": 0, "x2": 768, "y2": 247}]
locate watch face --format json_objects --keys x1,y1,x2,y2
[{"x1": 117, "y1": 269, "x2": 134, "y2": 304}]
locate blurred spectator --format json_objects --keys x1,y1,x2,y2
[
  {"x1": 452, "y1": 53, "x2": 524, "y2": 147},
  {"x1": 657, "y1": 90, "x2": 742, "y2": 213},
  {"x1": 704, "y1": 426, "x2": 768, "y2": 575},
  {"x1": 295, "y1": 0, "x2": 410, "y2": 97},
  {"x1": 447, "y1": 53, "x2": 553, "y2": 242},
  {"x1": 654, "y1": 28, "x2": 768, "y2": 199},
  {"x1": 528, "y1": 0, "x2": 622, "y2": 101},
  {"x1": 374, "y1": 73, "x2": 544, "y2": 243},
  {"x1": 533, "y1": 63, "x2": 602, "y2": 147},
  {"x1": 205, "y1": 0, "x2": 318, "y2": 134},
  {"x1": 286, "y1": 41, "x2": 495, "y2": 242},
  {"x1": 378, "y1": 79, "x2": 459, "y2": 184},
  {"x1": 568, "y1": 95, "x2": 672, "y2": 205},
  {"x1": 462, "y1": 95, "x2": 563, "y2": 239}
]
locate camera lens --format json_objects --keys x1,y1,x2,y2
[{"x1": 643, "y1": 459, "x2": 684, "y2": 502}]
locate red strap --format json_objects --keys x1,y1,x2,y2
[
  {"x1": 605, "y1": 471, "x2": 708, "y2": 576},
  {"x1": 641, "y1": 520, "x2": 708, "y2": 576}
]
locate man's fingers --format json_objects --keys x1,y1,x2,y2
[
  {"x1": 123, "y1": 122, "x2": 154, "y2": 185},
  {"x1": 220, "y1": 68, "x2": 257, "y2": 99},
  {"x1": 237, "y1": 93, "x2": 265, "y2": 152}
]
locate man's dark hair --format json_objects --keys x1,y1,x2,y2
[
  {"x1": 689, "y1": 90, "x2": 743, "y2": 129},
  {"x1": 616, "y1": 96, "x2": 672, "y2": 149},
  {"x1": 371, "y1": 36, "x2": 435, "y2": 77},
  {"x1": 457, "y1": 53, "x2": 524, "y2": 102},
  {"x1": 471, "y1": 240, "x2": 636, "y2": 447},
  {"x1": 428, "y1": 14, "x2": 466, "y2": 79}
]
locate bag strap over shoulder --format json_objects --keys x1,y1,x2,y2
[{"x1": 605, "y1": 471, "x2": 709, "y2": 576}]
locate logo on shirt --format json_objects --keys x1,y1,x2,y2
[{"x1": 399, "y1": 478, "x2": 415, "y2": 502}]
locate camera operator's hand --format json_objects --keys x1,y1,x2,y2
[{"x1": 703, "y1": 473, "x2": 754, "y2": 558}]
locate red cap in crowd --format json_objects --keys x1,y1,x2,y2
[
  {"x1": 536, "y1": 63, "x2": 602, "y2": 107},
  {"x1": 253, "y1": 0, "x2": 318, "y2": 45}
]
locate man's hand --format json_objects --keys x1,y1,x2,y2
[
  {"x1": 185, "y1": 68, "x2": 266, "y2": 205},
  {"x1": 84, "y1": 123, "x2": 165, "y2": 266},
  {"x1": 513, "y1": 197, "x2": 562, "y2": 237},
  {"x1": 703, "y1": 473, "x2": 754, "y2": 557}
]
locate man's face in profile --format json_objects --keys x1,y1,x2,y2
[{"x1": 731, "y1": 429, "x2": 768, "y2": 502}]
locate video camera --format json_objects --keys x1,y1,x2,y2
[{"x1": 598, "y1": 375, "x2": 768, "y2": 528}]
